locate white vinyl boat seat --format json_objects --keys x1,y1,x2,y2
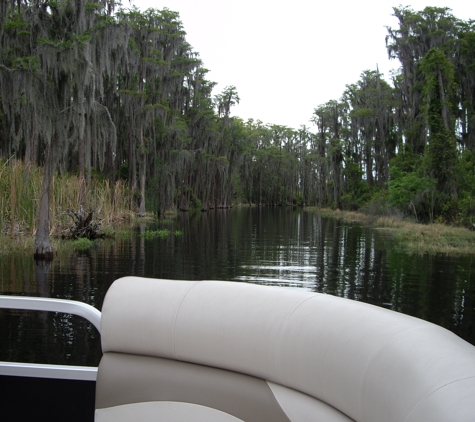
[{"x1": 95, "y1": 277, "x2": 475, "y2": 421}]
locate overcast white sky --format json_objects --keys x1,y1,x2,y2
[{"x1": 128, "y1": 1, "x2": 473, "y2": 129}]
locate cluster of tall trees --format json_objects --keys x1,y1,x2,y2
[
  {"x1": 1, "y1": 2, "x2": 475, "y2": 257},
  {"x1": 305, "y1": 6, "x2": 475, "y2": 223}
]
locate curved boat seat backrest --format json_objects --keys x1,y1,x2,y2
[{"x1": 95, "y1": 277, "x2": 475, "y2": 422}]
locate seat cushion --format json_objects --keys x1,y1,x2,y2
[
  {"x1": 98, "y1": 277, "x2": 475, "y2": 421},
  {"x1": 95, "y1": 353, "x2": 353, "y2": 421},
  {"x1": 95, "y1": 401, "x2": 244, "y2": 422}
]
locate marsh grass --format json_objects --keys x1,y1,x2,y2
[
  {"x1": 0, "y1": 159, "x2": 41, "y2": 237},
  {"x1": 387, "y1": 222, "x2": 475, "y2": 255},
  {"x1": 305, "y1": 207, "x2": 475, "y2": 255},
  {"x1": 306, "y1": 207, "x2": 374, "y2": 225},
  {"x1": 93, "y1": 180, "x2": 135, "y2": 226},
  {"x1": 1, "y1": 160, "x2": 135, "y2": 249},
  {"x1": 0, "y1": 236, "x2": 34, "y2": 255},
  {"x1": 0, "y1": 236, "x2": 70, "y2": 257}
]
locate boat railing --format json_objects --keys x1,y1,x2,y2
[{"x1": 0, "y1": 295, "x2": 101, "y2": 381}]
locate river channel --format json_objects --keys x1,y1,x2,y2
[{"x1": 1, "y1": 207, "x2": 474, "y2": 367}]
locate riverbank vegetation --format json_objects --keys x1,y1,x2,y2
[
  {"x1": 1, "y1": 2, "x2": 474, "y2": 257},
  {"x1": 307, "y1": 207, "x2": 475, "y2": 255},
  {"x1": 0, "y1": 159, "x2": 134, "y2": 247}
]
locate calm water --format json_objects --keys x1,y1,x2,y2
[{"x1": 1, "y1": 207, "x2": 474, "y2": 367}]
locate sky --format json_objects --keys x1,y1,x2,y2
[{"x1": 127, "y1": 0, "x2": 474, "y2": 129}]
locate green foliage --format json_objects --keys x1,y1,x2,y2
[
  {"x1": 388, "y1": 165, "x2": 437, "y2": 222},
  {"x1": 360, "y1": 189, "x2": 398, "y2": 217},
  {"x1": 389, "y1": 147, "x2": 421, "y2": 173},
  {"x1": 419, "y1": 49, "x2": 455, "y2": 104},
  {"x1": 12, "y1": 56, "x2": 38, "y2": 71},
  {"x1": 73, "y1": 237, "x2": 94, "y2": 250},
  {"x1": 85, "y1": 3, "x2": 102, "y2": 11},
  {"x1": 215, "y1": 86, "x2": 240, "y2": 117},
  {"x1": 340, "y1": 160, "x2": 372, "y2": 210},
  {"x1": 189, "y1": 195, "x2": 202, "y2": 210},
  {"x1": 1, "y1": 2, "x2": 474, "y2": 233},
  {"x1": 110, "y1": 228, "x2": 134, "y2": 239},
  {"x1": 4, "y1": 13, "x2": 29, "y2": 35},
  {"x1": 419, "y1": 48, "x2": 458, "y2": 220},
  {"x1": 118, "y1": 163, "x2": 129, "y2": 181},
  {"x1": 0, "y1": 160, "x2": 40, "y2": 235},
  {"x1": 140, "y1": 229, "x2": 170, "y2": 239},
  {"x1": 456, "y1": 150, "x2": 475, "y2": 227},
  {"x1": 293, "y1": 192, "x2": 304, "y2": 207}
]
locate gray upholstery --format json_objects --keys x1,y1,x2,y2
[
  {"x1": 96, "y1": 353, "x2": 293, "y2": 421},
  {"x1": 96, "y1": 401, "x2": 244, "y2": 421},
  {"x1": 95, "y1": 277, "x2": 475, "y2": 421}
]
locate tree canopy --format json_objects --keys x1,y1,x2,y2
[{"x1": 1, "y1": 3, "x2": 475, "y2": 256}]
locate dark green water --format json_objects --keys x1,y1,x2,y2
[{"x1": 1, "y1": 207, "x2": 474, "y2": 366}]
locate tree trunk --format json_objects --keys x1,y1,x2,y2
[
  {"x1": 86, "y1": 129, "x2": 92, "y2": 191},
  {"x1": 25, "y1": 115, "x2": 39, "y2": 166},
  {"x1": 179, "y1": 192, "x2": 190, "y2": 211},
  {"x1": 34, "y1": 139, "x2": 55, "y2": 260},
  {"x1": 78, "y1": 134, "x2": 85, "y2": 205},
  {"x1": 365, "y1": 143, "x2": 373, "y2": 186},
  {"x1": 138, "y1": 130, "x2": 146, "y2": 216},
  {"x1": 138, "y1": 159, "x2": 146, "y2": 216},
  {"x1": 438, "y1": 69, "x2": 450, "y2": 131}
]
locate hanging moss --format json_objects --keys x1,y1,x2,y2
[{"x1": 419, "y1": 48, "x2": 458, "y2": 220}]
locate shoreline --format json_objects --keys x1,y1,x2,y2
[
  {"x1": 305, "y1": 207, "x2": 475, "y2": 255},
  {"x1": 2, "y1": 207, "x2": 475, "y2": 256}
]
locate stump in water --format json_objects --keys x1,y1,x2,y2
[{"x1": 63, "y1": 207, "x2": 103, "y2": 239}]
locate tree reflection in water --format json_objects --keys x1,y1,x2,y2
[{"x1": 1, "y1": 208, "x2": 474, "y2": 366}]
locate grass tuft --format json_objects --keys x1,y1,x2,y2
[{"x1": 73, "y1": 237, "x2": 94, "y2": 250}]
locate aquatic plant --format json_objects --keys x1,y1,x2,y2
[
  {"x1": 141, "y1": 229, "x2": 171, "y2": 239},
  {"x1": 73, "y1": 237, "x2": 94, "y2": 251}
]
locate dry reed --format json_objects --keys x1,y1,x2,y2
[{"x1": 1, "y1": 160, "x2": 135, "y2": 250}]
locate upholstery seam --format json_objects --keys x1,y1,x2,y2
[
  {"x1": 274, "y1": 295, "x2": 320, "y2": 376},
  {"x1": 266, "y1": 381, "x2": 355, "y2": 422},
  {"x1": 403, "y1": 375, "x2": 475, "y2": 422},
  {"x1": 265, "y1": 381, "x2": 299, "y2": 422},
  {"x1": 360, "y1": 324, "x2": 423, "y2": 421},
  {"x1": 172, "y1": 281, "x2": 201, "y2": 359}
]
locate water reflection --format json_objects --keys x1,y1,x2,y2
[{"x1": 0, "y1": 207, "x2": 474, "y2": 367}]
